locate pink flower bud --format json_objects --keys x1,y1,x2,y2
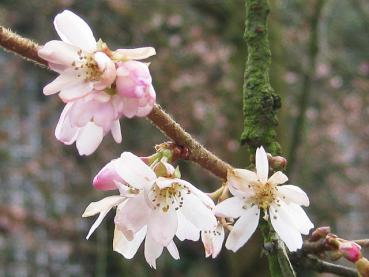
[
  {"x1": 310, "y1": 226, "x2": 331, "y2": 241},
  {"x1": 93, "y1": 160, "x2": 122, "y2": 190},
  {"x1": 339, "y1": 241, "x2": 362, "y2": 263},
  {"x1": 116, "y1": 61, "x2": 152, "y2": 98}
]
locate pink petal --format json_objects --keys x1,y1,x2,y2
[
  {"x1": 114, "y1": 194, "x2": 151, "y2": 240},
  {"x1": 93, "y1": 52, "x2": 116, "y2": 90},
  {"x1": 38, "y1": 40, "x2": 79, "y2": 66},
  {"x1": 55, "y1": 103, "x2": 79, "y2": 145},
  {"x1": 58, "y1": 81, "x2": 94, "y2": 103},
  {"x1": 54, "y1": 10, "x2": 96, "y2": 51},
  {"x1": 225, "y1": 205, "x2": 260, "y2": 252},
  {"x1": 76, "y1": 122, "x2": 104, "y2": 155},
  {"x1": 93, "y1": 159, "x2": 123, "y2": 190},
  {"x1": 256, "y1": 146, "x2": 269, "y2": 183}
]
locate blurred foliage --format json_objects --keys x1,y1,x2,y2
[{"x1": 0, "y1": 0, "x2": 368, "y2": 276}]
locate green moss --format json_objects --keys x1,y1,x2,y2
[{"x1": 240, "y1": 0, "x2": 281, "y2": 156}]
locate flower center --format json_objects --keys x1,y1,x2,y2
[
  {"x1": 72, "y1": 50, "x2": 101, "y2": 82},
  {"x1": 149, "y1": 183, "x2": 190, "y2": 212},
  {"x1": 251, "y1": 182, "x2": 277, "y2": 211}
]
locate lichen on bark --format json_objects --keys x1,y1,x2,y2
[{"x1": 240, "y1": 0, "x2": 281, "y2": 156}]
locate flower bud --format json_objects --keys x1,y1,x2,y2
[
  {"x1": 310, "y1": 226, "x2": 331, "y2": 241},
  {"x1": 93, "y1": 159, "x2": 122, "y2": 190},
  {"x1": 339, "y1": 241, "x2": 362, "y2": 263},
  {"x1": 269, "y1": 155, "x2": 287, "y2": 170},
  {"x1": 116, "y1": 61, "x2": 152, "y2": 98}
]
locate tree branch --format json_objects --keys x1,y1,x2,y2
[
  {"x1": 0, "y1": 26, "x2": 232, "y2": 180},
  {"x1": 240, "y1": 0, "x2": 282, "y2": 156},
  {"x1": 291, "y1": 254, "x2": 358, "y2": 277}
]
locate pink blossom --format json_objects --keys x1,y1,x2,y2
[
  {"x1": 38, "y1": 10, "x2": 116, "y2": 102},
  {"x1": 55, "y1": 91, "x2": 122, "y2": 156}
]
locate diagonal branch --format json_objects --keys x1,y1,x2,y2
[{"x1": 0, "y1": 26, "x2": 232, "y2": 180}]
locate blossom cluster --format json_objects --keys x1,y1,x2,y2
[
  {"x1": 39, "y1": 10, "x2": 314, "y2": 269},
  {"x1": 39, "y1": 10, "x2": 156, "y2": 155}
]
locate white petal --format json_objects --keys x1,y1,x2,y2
[
  {"x1": 82, "y1": 195, "x2": 125, "y2": 217},
  {"x1": 82, "y1": 195, "x2": 125, "y2": 239},
  {"x1": 38, "y1": 40, "x2": 79, "y2": 65},
  {"x1": 43, "y1": 72, "x2": 82, "y2": 95},
  {"x1": 166, "y1": 241, "x2": 180, "y2": 260},
  {"x1": 270, "y1": 204, "x2": 303, "y2": 252},
  {"x1": 55, "y1": 103, "x2": 79, "y2": 145},
  {"x1": 113, "y1": 226, "x2": 147, "y2": 259},
  {"x1": 54, "y1": 10, "x2": 96, "y2": 51},
  {"x1": 201, "y1": 223, "x2": 225, "y2": 258},
  {"x1": 176, "y1": 211, "x2": 200, "y2": 241},
  {"x1": 144, "y1": 233, "x2": 164, "y2": 269},
  {"x1": 58, "y1": 81, "x2": 94, "y2": 102},
  {"x1": 286, "y1": 203, "x2": 314, "y2": 235},
  {"x1": 175, "y1": 179, "x2": 215, "y2": 208},
  {"x1": 256, "y1": 146, "x2": 269, "y2": 183},
  {"x1": 114, "y1": 152, "x2": 156, "y2": 190},
  {"x1": 214, "y1": 197, "x2": 245, "y2": 218},
  {"x1": 225, "y1": 205, "x2": 260, "y2": 252},
  {"x1": 268, "y1": 171, "x2": 288, "y2": 186},
  {"x1": 212, "y1": 224, "x2": 225, "y2": 258},
  {"x1": 111, "y1": 120, "x2": 122, "y2": 143},
  {"x1": 76, "y1": 122, "x2": 104, "y2": 155},
  {"x1": 155, "y1": 177, "x2": 175, "y2": 190},
  {"x1": 116, "y1": 47, "x2": 156, "y2": 60},
  {"x1": 114, "y1": 194, "x2": 151, "y2": 240},
  {"x1": 278, "y1": 185, "x2": 310, "y2": 206},
  {"x1": 148, "y1": 209, "x2": 177, "y2": 246},
  {"x1": 180, "y1": 193, "x2": 217, "y2": 231},
  {"x1": 227, "y1": 169, "x2": 257, "y2": 197}
]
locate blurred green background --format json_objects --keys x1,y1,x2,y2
[{"x1": 0, "y1": 0, "x2": 368, "y2": 276}]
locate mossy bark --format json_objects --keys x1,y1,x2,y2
[
  {"x1": 240, "y1": 0, "x2": 281, "y2": 156},
  {"x1": 241, "y1": 1, "x2": 294, "y2": 276}
]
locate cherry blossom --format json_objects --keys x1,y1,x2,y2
[
  {"x1": 83, "y1": 152, "x2": 217, "y2": 268},
  {"x1": 215, "y1": 146, "x2": 313, "y2": 252},
  {"x1": 38, "y1": 10, "x2": 116, "y2": 102}
]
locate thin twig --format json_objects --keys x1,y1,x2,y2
[
  {"x1": 0, "y1": 26, "x2": 232, "y2": 180},
  {"x1": 291, "y1": 254, "x2": 358, "y2": 277}
]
